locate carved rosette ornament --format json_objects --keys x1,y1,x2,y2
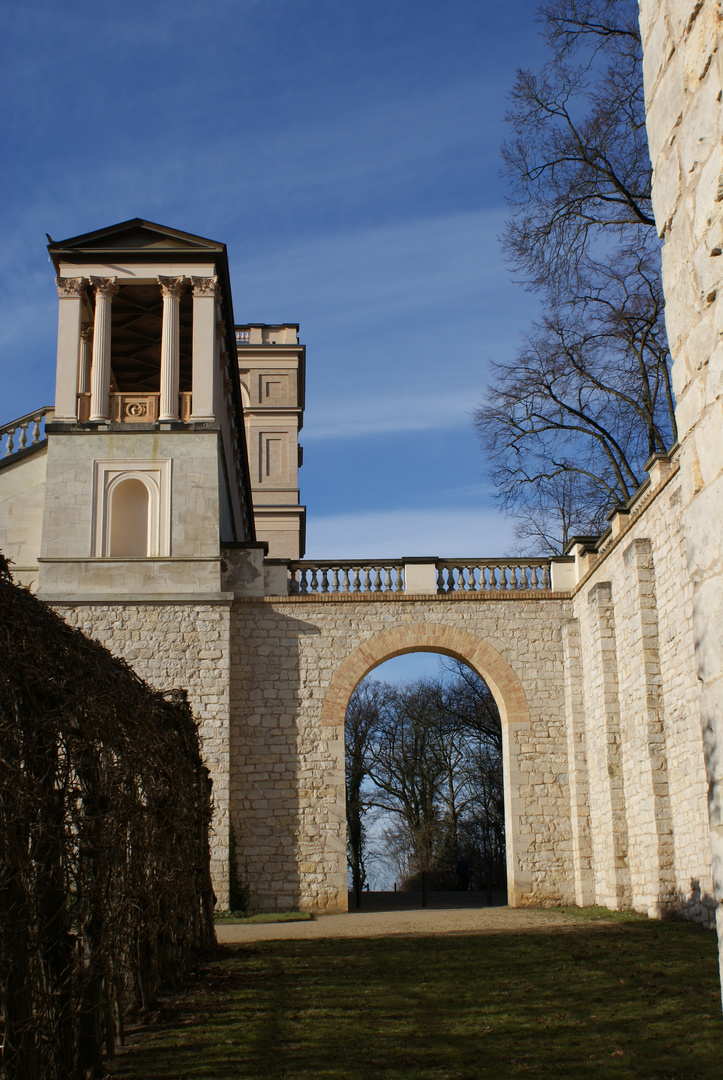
[
  {"x1": 55, "y1": 277, "x2": 86, "y2": 299},
  {"x1": 191, "y1": 276, "x2": 220, "y2": 300}
]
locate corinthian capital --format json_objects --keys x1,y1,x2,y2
[
  {"x1": 89, "y1": 276, "x2": 119, "y2": 300},
  {"x1": 191, "y1": 275, "x2": 220, "y2": 299},
  {"x1": 55, "y1": 276, "x2": 86, "y2": 299},
  {"x1": 157, "y1": 275, "x2": 187, "y2": 299}
]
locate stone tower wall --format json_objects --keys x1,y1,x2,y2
[{"x1": 638, "y1": 0, "x2": 723, "y2": 975}]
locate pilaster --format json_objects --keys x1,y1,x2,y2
[
  {"x1": 621, "y1": 538, "x2": 676, "y2": 915},
  {"x1": 54, "y1": 278, "x2": 85, "y2": 422},
  {"x1": 586, "y1": 581, "x2": 631, "y2": 909},
  {"x1": 191, "y1": 276, "x2": 219, "y2": 421},
  {"x1": 562, "y1": 618, "x2": 594, "y2": 907}
]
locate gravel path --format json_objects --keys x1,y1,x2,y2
[{"x1": 216, "y1": 905, "x2": 596, "y2": 944}]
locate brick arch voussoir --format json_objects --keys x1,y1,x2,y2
[{"x1": 320, "y1": 622, "x2": 530, "y2": 729}]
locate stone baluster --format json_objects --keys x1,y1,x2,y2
[
  {"x1": 330, "y1": 567, "x2": 339, "y2": 592},
  {"x1": 31, "y1": 416, "x2": 43, "y2": 444},
  {"x1": 158, "y1": 277, "x2": 186, "y2": 421},
  {"x1": 89, "y1": 277, "x2": 118, "y2": 423},
  {"x1": 340, "y1": 567, "x2": 350, "y2": 593},
  {"x1": 352, "y1": 566, "x2": 361, "y2": 592}
]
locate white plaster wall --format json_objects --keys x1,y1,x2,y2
[
  {"x1": 39, "y1": 429, "x2": 223, "y2": 563},
  {"x1": 0, "y1": 448, "x2": 47, "y2": 586}
]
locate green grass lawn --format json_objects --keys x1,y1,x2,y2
[
  {"x1": 109, "y1": 913, "x2": 722, "y2": 1080},
  {"x1": 215, "y1": 911, "x2": 313, "y2": 925}
]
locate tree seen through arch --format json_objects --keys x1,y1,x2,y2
[{"x1": 345, "y1": 654, "x2": 506, "y2": 900}]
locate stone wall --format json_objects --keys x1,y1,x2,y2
[
  {"x1": 572, "y1": 463, "x2": 713, "y2": 924},
  {"x1": 229, "y1": 594, "x2": 576, "y2": 912},
  {"x1": 53, "y1": 601, "x2": 233, "y2": 907},
  {"x1": 638, "y1": 0, "x2": 723, "y2": 977},
  {"x1": 45, "y1": 457, "x2": 713, "y2": 924}
]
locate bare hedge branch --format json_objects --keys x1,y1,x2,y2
[{"x1": 0, "y1": 555, "x2": 216, "y2": 1080}]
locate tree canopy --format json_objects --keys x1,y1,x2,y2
[
  {"x1": 476, "y1": 0, "x2": 675, "y2": 553},
  {"x1": 345, "y1": 663, "x2": 505, "y2": 893}
]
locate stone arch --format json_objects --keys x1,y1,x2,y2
[
  {"x1": 320, "y1": 622, "x2": 532, "y2": 908},
  {"x1": 321, "y1": 622, "x2": 530, "y2": 729}
]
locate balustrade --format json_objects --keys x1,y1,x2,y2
[
  {"x1": 287, "y1": 558, "x2": 552, "y2": 595},
  {"x1": 0, "y1": 407, "x2": 54, "y2": 462},
  {"x1": 77, "y1": 392, "x2": 193, "y2": 424},
  {"x1": 289, "y1": 561, "x2": 405, "y2": 594},
  {"x1": 436, "y1": 559, "x2": 551, "y2": 592}
]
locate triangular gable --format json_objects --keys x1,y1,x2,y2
[{"x1": 48, "y1": 219, "x2": 225, "y2": 259}]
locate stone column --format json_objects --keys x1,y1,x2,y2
[
  {"x1": 158, "y1": 276, "x2": 186, "y2": 421},
  {"x1": 639, "y1": 0, "x2": 723, "y2": 999},
  {"x1": 191, "y1": 276, "x2": 219, "y2": 421},
  {"x1": 88, "y1": 277, "x2": 118, "y2": 423},
  {"x1": 78, "y1": 325, "x2": 93, "y2": 394},
  {"x1": 54, "y1": 277, "x2": 86, "y2": 421}
]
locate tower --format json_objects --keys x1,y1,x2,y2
[
  {"x1": 236, "y1": 324, "x2": 306, "y2": 559},
  {"x1": 35, "y1": 219, "x2": 255, "y2": 600}
]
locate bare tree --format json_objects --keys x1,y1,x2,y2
[
  {"x1": 345, "y1": 666, "x2": 506, "y2": 891},
  {"x1": 477, "y1": 0, "x2": 675, "y2": 552},
  {"x1": 345, "y1": 681, "x2": 389, "y2": 895}
]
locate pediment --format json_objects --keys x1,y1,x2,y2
[{"x1": 48, "y1": 219, "x2": 224, "y2": 261}]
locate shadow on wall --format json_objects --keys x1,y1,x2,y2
[
  {"x1": 230, "y1": 605, "x2": 330, "y2": 913},
  {"x1": 669, "y1": 878, "x2": 718, "y2": 928}
]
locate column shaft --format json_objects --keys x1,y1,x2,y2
[
  {"x1": 78, "y1": 325, "x2": 93, "y2": 394},
  {"x1": 89, "y1": 278, "x2": 118, "y2": 423},
  {"x1": 158, "y1": 276, "x2": 186, "y2": 421}
]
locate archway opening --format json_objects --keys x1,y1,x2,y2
[
  {"x1": 345, "y1": 651, "x2": 506, "y2": 910},
  {"x1": 109, "y1": 477, "x2": 150, "y2": 557}
]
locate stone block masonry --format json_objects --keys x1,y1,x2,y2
[
  {"x1": 639, "y1": 0, "x2": 723, "y2": 983},
  {"x1": 48, "y1": 459, "x2": 713, "y2": 924},
  {"x1": 54, "y1": 602, "x2": 233, "y2": 907},
  {"x1": 229, "y1": 596, "x2": 577, "y2": 913}
]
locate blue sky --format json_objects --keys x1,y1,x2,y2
[{"x1": 1, "y1": 0, "x2": 548, "y2": 561}]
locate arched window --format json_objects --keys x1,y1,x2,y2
[{"x1": 109, "y1": 477, "x2": 150, "y2": 556}]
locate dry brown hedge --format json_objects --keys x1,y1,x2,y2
[{"x1": 0, "y1": 555, "x2": 216, "y2": 1079}]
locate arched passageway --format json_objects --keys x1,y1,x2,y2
[
  {"x1": 345, "y1": 649, "x2": 507, "y2": 905},
  {"x1": 321, "y1": 623, "x2": 533, "y2": 907}
]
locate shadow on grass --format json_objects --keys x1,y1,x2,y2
[{"x1": 109, "y1": 919, "x2": 722, "y2": 1080}]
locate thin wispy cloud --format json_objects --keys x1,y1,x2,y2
[{"x1": 305, "y1": 508, "x2": 517, "y2": 560}]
